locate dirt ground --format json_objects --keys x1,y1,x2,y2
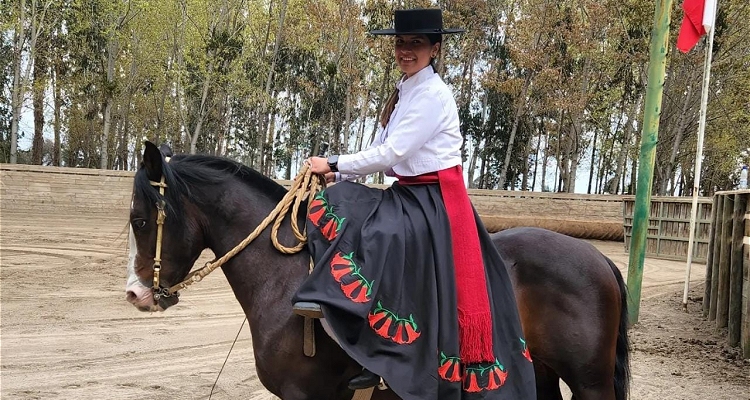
[{"x1": 1, "y1": 212, "x2": 748, "y2": 400}]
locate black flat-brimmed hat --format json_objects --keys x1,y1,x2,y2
[{"x1": 370, "y1": 8, "x2": 465, "y2": 36}]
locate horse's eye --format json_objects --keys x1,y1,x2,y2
[{"x1": 132, "y1": 219, "x2": 147, "y2": 230}]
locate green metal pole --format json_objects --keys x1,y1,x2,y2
[{"x1": 627, "y1": 0, "x2": 674, "y2": 325}]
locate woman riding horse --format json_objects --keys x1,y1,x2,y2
[{"x1": 292, "y1": 8, "x2": 536, "y2": 399}]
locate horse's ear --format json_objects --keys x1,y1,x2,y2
[
  {"x1": 142, "y1": 141, "x2": 163, "y2": 183},
  {"x1": 158, "y1": 143, "x2": 173, "y2": 158}
]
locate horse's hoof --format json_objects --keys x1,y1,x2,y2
[
  {"x1": 348, "y1": 369, "x2": 382, "y2": 390},
  {"x1": 292, "y1": 302, "x2": 323, "y2": 318}
]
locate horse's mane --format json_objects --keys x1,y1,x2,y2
[{"x1": 133, "y1": 154, "x2": 288, "y2": 217}]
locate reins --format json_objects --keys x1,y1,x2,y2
[
  {"x1": 149, "y1": 163, "x2": 325, "y2": 299},
  {"x1": 147, "y1": 160, "x2": 379, "y2": 400}
]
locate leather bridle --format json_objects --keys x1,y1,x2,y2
[{"x1": 148, "y1": 176, "x2": 175, "y2": 300}]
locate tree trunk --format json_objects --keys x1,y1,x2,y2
[
  {"x1": 100, "y1": 15, "x2": 125, "y2": 169},
  {"x1": 258, "y1": 0, "x2": 288, "y2": 170},
  {"x1": 521, "y1": 130, "x2": 532, "y2": 191},
  {"x1": 32, "y1": 37, "x2": 47, "y2": 165},
  {"x1": 175, "y1": 0, "x2": 188, "y2": 150},
  {"x1": 9, "y1": 0, "x2": 27, "y2": 164},
  {"x1": 553, "y1": 112, "x2": 564, "y2": 192},
  {"x1": 190, "y1": 62, "x2": 212, "y2": 154},
  {"x1": 367, "y1": 63, "x2": 392, "y2": 148},
  {"x1": 568, "y1": 138, "x2": 579, "y2": 193},
  {"x1": 599, "y1": 125, "x2": 618, "y2": 194},
  {"x1": 659, "y1": 73, "x2": 697, "y2": 195},
  {"x1": 609, "y1": 108, "x2": 632, "y2": 194},
  {"x1": 343, "y1": 84, "x2": 352, "y2": 152},
  {"x1": 587, "y1": 128, "x2": 598, "y2": 194},
  {"x1": 479, "y1": 154, "x2": 487, "y2": 189},
  {"x1": 531, "y1": 119, "x2": 543, "y2": 192},
  {"x1": 100, "y1": 42, "x2": 114, "y2": 169},
  {"x1": 264, "y1": 103, "x2": 278, "y2": 176},
  {"x1": 629, "y1": 127, "x2": 640, "y2": 194},
  {"x1": 541, "y1": 112, "x2": 561, "y2": 192},
  {"x1": 540, "y1": 126, "x2": 549, "y2": 191},
  {"x1": 355, "y1": 89, "x2": 371, "y2": 151},
  {"x1": 467, "y1": 139, "x2": 480, "y2": 189},
  {"x1": 52, "y1": 57, "x2": 61, "y2": 166},
  {"x1": 498, "y1": 75, "x2": 531, "y2": 188}
]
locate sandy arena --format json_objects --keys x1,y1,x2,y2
[{"x1": 1, "y1": 210, "x2": 748, "y2": 399}]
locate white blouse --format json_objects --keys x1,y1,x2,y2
[{"x1": 336, "y1": 66, "x2": 462, "y2": 179}]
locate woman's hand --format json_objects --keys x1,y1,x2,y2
[
  {"x1": 324, "y1": 172, "x2": 336, "y2": 183},
  {"x1": 308, "y1": 157, "x2": 331, "y2": 174}
]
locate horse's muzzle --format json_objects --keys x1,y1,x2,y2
[{"x1": 125, "y1": 282, "x2": 179, "y2": 311}]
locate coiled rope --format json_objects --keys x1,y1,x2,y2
[{"x1": 167, "y1": 164, "x2": 325, "y2": 295}]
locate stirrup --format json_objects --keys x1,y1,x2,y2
[
  {"x1": 348, "y1": 369, "x2": 384, "y2": 391},
  {"x1": 293, "y1": 301, "x2": 323, "y2": 319}
]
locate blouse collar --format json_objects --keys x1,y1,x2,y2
[{"x1": 396, "y1": 66, "x2": 436, "y2": 94}]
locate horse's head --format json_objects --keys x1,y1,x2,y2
[{"x1": 125, "y1": 142, "x2": 205, "y2": 312}]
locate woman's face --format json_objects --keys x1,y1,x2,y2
[{"x1": 394, "y1": 34, "x2": 440, "y2": 78}]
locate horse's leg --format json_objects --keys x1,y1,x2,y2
[
  {"x1": 533, "y1": 362, "x2": 564, "y2": 400},
  {"x1": 567, "y1": 380, "x2": 615, "y2": 400},
  {"x1": 555, "y1": 335, "x2": 618, "y2": 400}
]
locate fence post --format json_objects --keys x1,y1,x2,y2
[
  {"x1": 709, "y1": 195, "x2": 724, "y2": 321},
  {"x1": 703, "y1": 194, "x2": 718, "y2": 316},
  {"x1": 716, "y1": 195, "x2": 733, "y2": 328},
  {"x1": 728, "y1": 193, "x2": 747, "y2": 346}
]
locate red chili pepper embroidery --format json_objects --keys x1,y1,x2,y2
[
  {"x1": 447, "y1": 356, "x2": 507, "y2": 392},
  {"x1": 374, "y1": 315, "x2": 393, "y2": 338},
  {"x1": 463, "y1": 371, "x2": 482, "y2": 393},
  {"x1": 486, "y1": 364, "x2": 508, "y2": 390},
  {"x1": 330, "y1": 252, "x2": 354, "y2": 282},
  {"x1": 368, "y1": 310, "x2": 388, "y2": 327},
  {"x1": 438, "y1": 352, "x2": 462, "y2": 382},
  {"x1": 368, "y1": 302, "x2": 421, "y2": 344},
  {"x1": 321, "y1": 217, "x2": 344, "y2": 240},
  {"x1": 308, "y1": 191, "x2": 345, "y2": 240},
  {"x1": 329, "y1": 252, "x2": 372, "y2": 303},
  {"x1": 340, "y1": 280, "x2": 370, "y2": 303},
  {"x1": 308, "y1": 197, "x2": 326, "y2": 226}
]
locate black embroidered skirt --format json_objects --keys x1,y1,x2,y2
[{"x1": 293, "y1": 181, "x2": 536, "y2": 399}]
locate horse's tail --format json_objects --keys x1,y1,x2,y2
[{"x1": 606, "y1": 256, "x2": 631, "y2": 400}]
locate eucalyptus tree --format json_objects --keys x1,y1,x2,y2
[{"x1": 1, "y1": 14, "x2": 14, "y2": 162}]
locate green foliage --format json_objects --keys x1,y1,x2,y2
[{"x1": 5, "y1": 0, "x2": 749, "y2": 195}]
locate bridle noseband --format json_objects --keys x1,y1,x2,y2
[{"x1": 149, "y1": 176, "x2": 176, "y2": 301}]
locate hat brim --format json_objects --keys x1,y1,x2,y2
[{"x1": 369, "y1": 28, "x2": 465, "y2": 35}]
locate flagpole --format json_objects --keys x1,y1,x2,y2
[{"x1": 682, "y1": 1, "x2": 717, "y2": 311}]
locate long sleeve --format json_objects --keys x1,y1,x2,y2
[
  {"x1": 333, "y1": 127, "x2": 386, "y2": 181},
  {"x1": 337, "y1": 86, "x2": 445, "y2": 177}
]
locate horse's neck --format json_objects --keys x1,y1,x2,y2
[{"x1": 202, "y1": 184, "x2": 309, "y2": 346}]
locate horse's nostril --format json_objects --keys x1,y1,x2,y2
[{"x1": 126, "y1": 290, "x2": 137, "y2": 303}]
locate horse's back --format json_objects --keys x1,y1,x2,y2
[
  {"x1": 491, "y1": 226, "x2": 621, "y2": 327},
  {"x1": 492, "y1": 227, "x2": 618, "y2": 293},
  {"x1": 492, "y1": 227, "x2": 625, "y2": 398}
]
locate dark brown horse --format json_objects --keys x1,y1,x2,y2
[{"x1": 125, "y1": 142, "x2": 629, "y2": 400}]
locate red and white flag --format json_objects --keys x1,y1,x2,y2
[{"x1": 676, "y1": 0, "x2": 717, "y2": 53}]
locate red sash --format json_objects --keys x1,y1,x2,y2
[{"x1": 398, "y1": 166, "x2": 494, "y2": 363}]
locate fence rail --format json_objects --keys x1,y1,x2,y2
[{"x1": 623, "y1": 196, "x2": 713, "y2": 262}]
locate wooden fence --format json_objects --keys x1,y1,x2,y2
[
  {"x1": 702, "y1": 190, "x2": 750, "y2": 358},
  {"x1": 1, "y1": 164, "x2": 626, "y2": 240},
  {"x1": 0, "y1": 164, "x2": 134, "y2": 218},
  {"x1": 623, "y1": 196, "x2": 713, "y2": 262}
]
